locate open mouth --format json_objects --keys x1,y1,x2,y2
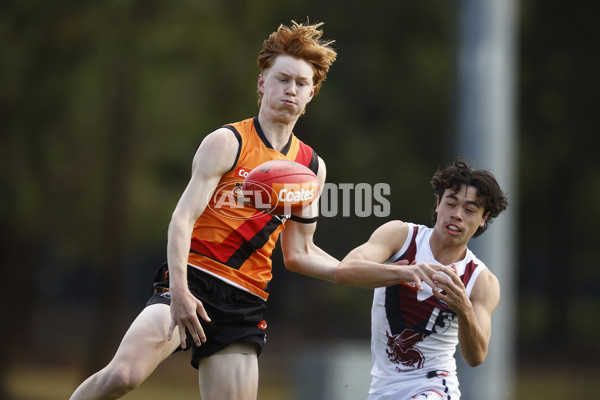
[{"x1": 446, "y1": 224, "x2": 462, "y2": 234}]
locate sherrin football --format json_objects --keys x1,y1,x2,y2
[{"x1": 242, "y1": 160, "x2": 319, "y2": 215}]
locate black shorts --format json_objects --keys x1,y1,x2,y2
[{"x1": 146, "y1": 263, "x2": 268, "y2": 369}]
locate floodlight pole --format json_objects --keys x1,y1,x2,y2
[{"x1": 454, "y1": 0, "x2": 518, "y2": 399}]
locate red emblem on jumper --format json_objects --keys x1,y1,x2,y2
[{"x1": 385, "y1": 329, "x2": 425, "y2": 371}]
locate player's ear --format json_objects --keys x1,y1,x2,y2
[
  {"x1": 480, "y1": 211, "x2": 490, "y2": 227},
  {"x1": 307, "y1": 85, "x2": 315, "y2": 102},
  {"x1": 257, "y1": 74, "x2": 265, "y2": 94}
]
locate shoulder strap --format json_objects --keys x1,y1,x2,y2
[
  {"x1": 222, "y1": 125, "x2": 243, "y2": 174},
  {"x1": 295, "y1": 140, "x2": 319, "y2": 175}
]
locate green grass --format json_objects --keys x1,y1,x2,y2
[
  {"x1": 6, "y1": 352, "x2": 290, "y2": 400},
  {"x1": 6, "y1": 357, "x2": 598, "y2": 400}
]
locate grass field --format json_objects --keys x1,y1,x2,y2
[
  {"x1": 5, "y1": 354, "x2": 597, "y2": 400},
  {"x1": 6, "y1": 351, "x2": 290, "y2": 400}
]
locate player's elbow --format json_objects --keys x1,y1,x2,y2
[
  {"x1": 168, "y1": 211, "x2": 193, "y2": 234},
  {"x1": 283, "y1": 252, "x2": 303, "y2": 273},
  {"x1": 334, "y1": 264, "x2": 351, "y2": 285},
  {"x1": 463, "y1": 351, "x2": 487, "y2": 367},
  {"x1": 282, "y1": 236, "x2": 314, "y2": 273},
  {"x1": 334, "y1": 262, "x2": 367, "y2": 287},
  {"x1": 465, "y1": 358, "x2": 484, "y2": 368}
]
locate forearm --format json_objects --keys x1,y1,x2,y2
[
  {"x1": 336, "y1": 260, "x2": 406, "y2": 288},
  {"x1": 284, "y1": 243, "x2": 339, "y2": 282},
  {"x1": 457, "y1": 305, "x2": 489, "y2": 367},
  {"x1": 167, "y1": 217, "x2": 195, "y2": 291}
]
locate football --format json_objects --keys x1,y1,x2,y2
[{"x1": 242, "y1": 160, "x2": 319, "y2": 215}]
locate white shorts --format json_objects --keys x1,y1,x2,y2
[{"x1": 368, "y1": 371, "x2": 460, "y2": 400}]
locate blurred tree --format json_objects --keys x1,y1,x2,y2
[
  {"x1": 5, "y1": 0, "x2": 598, "y2": 394},
  {"x1": 82, "y1": 5, "x2": 139, "y2": 375},
  {"x1": 518, "y1": 0, "x2": 600, "y2": 363},
  {"x1": 0, "y1": 0, "x2": 458, "y2": 384}
]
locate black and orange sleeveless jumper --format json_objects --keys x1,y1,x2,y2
[{"x1": 187, "y1": 117, "x2": 318, "y2": 300}]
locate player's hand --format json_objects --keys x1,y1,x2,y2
[
  {"x1": 392, "y1": 261, "x2": 446, "y2": 292},
  {"x1": 431, "y1": 264, "x2": 469, "y2": 312},
  {"x1": 167, "y1": 288, "x2": 211, "y2": 349}
]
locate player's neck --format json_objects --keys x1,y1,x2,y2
[
  {"x1": 429, "y1": 235, "x2": 468, "y2": 266},
  {"x1": 257, "y1": 112, "x2": 297, "y2": 152}
]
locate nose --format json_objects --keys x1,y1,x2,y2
[
  {"x1": 451, "y1": 208, "x2": 464, "y2": 221},
  {"x1": 285, "y1": 82, "x2": 297, "y2": 95}
]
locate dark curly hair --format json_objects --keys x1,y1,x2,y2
[{"x1": 430, "y1": 158, "x2": 508, "y2": 237}]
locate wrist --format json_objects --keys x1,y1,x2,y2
[
  {"x1": 169, "y1": 282, "x2": 189, "y2": 292},
  {"x1": 455, "y1": 300, "x2": 476, "y2": 320}
]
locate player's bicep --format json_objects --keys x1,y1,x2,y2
[
  {"x1": 280, "y1": 219, "x2": 315, "y2": 260},
  {"x1": 343, "y1": 221, "x2": 409, "y2": 264},
  {"x1": 470, "y1": 270, "x2": 500, "y2": 340},
  {"x1": 172, "y1": 129, "x2": 240, "y2": 221}
]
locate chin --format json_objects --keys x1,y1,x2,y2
[{"x1": 278, "y1": 110, "x2": 300, "y2": 121}]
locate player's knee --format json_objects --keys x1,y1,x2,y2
[{"x1": 100, "y1": 365, "x2": 145, "y2": 396}]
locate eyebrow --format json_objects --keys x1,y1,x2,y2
[{"x1": 276, "y1": 71, "x2": 311, "y2": 82}]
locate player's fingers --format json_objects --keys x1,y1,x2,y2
[
  {"x1": 432, "y1": 272, "x2": 451, "y2": 287},
  {"x1": 186, "y1": 304, "x2": 209, "y2": 344},
  {"x1": 415, "y1": 264, "x2": 437, "y2": 290},
  {"x1": 438, "y1": 264, "x2": 456, "y2": 276},
  {"x1": 178, "y1": 323, "x2": 187, "y2": 349},
  {"x1": 426, "y1": 263, "x2": 445, "y2": 274},
  {"x1": 188, "y1": 324, "x2": 203, "y2": 347},
  {"x1": 196, "y1": 301, "x2": 211, "y2": 323},
  {"x1": 423, "y1": 275, "x2": 438, "y2": 292},
  {"x1": 193, "y1": 325, "x2": 206, "y2": 345},
  {"x1": 440, "y1": 265, "x2": 463, "y2": 287},
  {"x1": 185, "y1": 316, "x2": 204, "y2": 346},
  {"x1": 433, "y1": 288, "x2": 449, "y2": 303},
  {"x1": 411, "y1": 276, "x2": 425, "y2": 291}
]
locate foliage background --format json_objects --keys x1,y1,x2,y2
[{"x1": 1, "y1": 0, "x2": 599, "y2": 398}]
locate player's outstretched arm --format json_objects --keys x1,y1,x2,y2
[
  {"x1": 166, "y1": 128, "x2": 239, "y2": 348},
  {"x1": 280, "y1": 157, "x2": 339, "y2": 281},
  {"x1": 336, "y1": 221, "x2": 442, "y2": 290}
]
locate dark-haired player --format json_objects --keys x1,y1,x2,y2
[
  {"x1": 70, "y1": 21, "x2": 338, "y2": 400},
  {"x1": 336, "y1": 159, "x2": 508, "y2": 399}
]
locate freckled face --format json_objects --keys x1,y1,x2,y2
[{"x1": 258, "y1": 55, "x2": 315, "y2": 121}]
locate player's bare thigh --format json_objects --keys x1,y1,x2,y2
[
  {"x1": 69, "y1": 304, "x2": 181, "y2": 399},
  {"x1": 197, "y1": 343, "x2": 259, "y2": 400},
  {"x1": 109, "y1": 303, "x2": 181, "y2": 368}
]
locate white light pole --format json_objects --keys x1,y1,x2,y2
[{"x1": 454, "y1": 0, "x2": 518, "y2": 399}]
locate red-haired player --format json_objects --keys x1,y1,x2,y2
[{"x1": 70, "y1": 20, "x2": 338, "y2": 400}]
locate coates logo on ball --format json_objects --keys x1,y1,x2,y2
[
  {"x1": 206, "y1": 160, "x2": 319, "y2": 219},
  {"x1": 243, "y1": 160, "x2": 319, "y2": 215}
]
